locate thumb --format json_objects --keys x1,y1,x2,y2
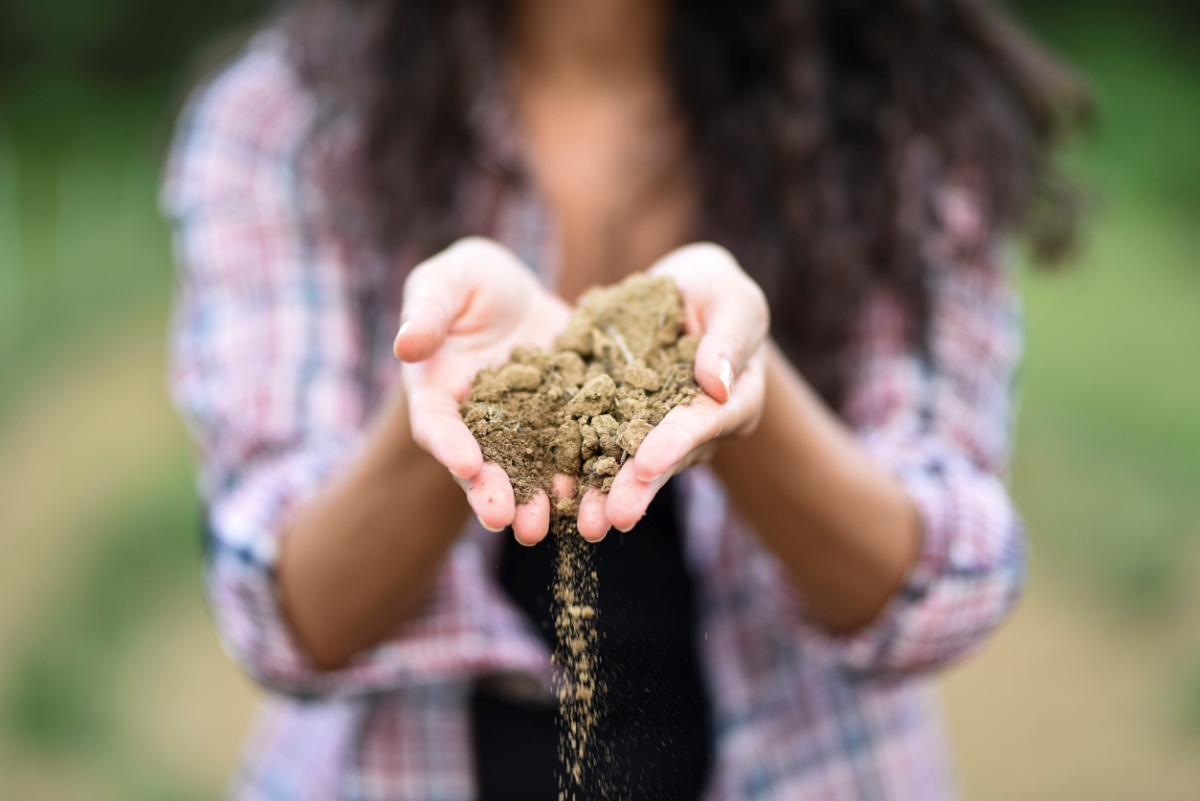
[
  {"x1": 650, "y1": 243, "x2": 769, "y2": 404},
  {"x1": 393, "y1": 237, "x2": 541, "y2": 363},
  {"x1": 392, "y1": 245, "x2": 476, "y2": 363},
  {"x1": 393, "y1": 300, "x2": 456, "y2": 363},
  {"x1": 692, "y1": 295, "x2": 765, "y2": 403}
]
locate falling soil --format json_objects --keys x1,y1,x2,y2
[{"x1": 460, "y1": 273, "x2": 701, "y2": 797}]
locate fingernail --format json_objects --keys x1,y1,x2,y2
[
  {"x1": 719, "y1": 358, "x2": 734, "y2": 399},
  {"x1": 516, "y1": 534, "x2": 537, "y2": 547},
  {"x1": 615, "y1": 520, "x2": 637, "y2": 534},
  {"x1": 477, "y1": 515, "x2": 504, "y2": 533},
  {"x1": 397, "y1": 302, "x2": 430, "y2": 340}
]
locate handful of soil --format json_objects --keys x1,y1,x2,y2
[
  {"x1": 459, "y1": 273, "x2": 702, "y2": 797},
  {"x1": 460, "y1": 272, "x2": 700, "y2": 504}
]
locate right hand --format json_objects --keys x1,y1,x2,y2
[{"x1": 393, "y1": 238, "x2": 571, "y2": 543}]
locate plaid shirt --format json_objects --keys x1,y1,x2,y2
[{"x1": 165, "y1": 34, "x2": 1025, "y2": 801}]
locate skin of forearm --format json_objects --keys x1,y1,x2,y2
[
  {"x1": 277, "y1": 393, "x2": 471, "y2": 670},
  {"x1": 711, "y1": 343, "x2": 920, "y2": 635}
]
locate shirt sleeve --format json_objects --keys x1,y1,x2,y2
[
  {"x1": 164, "y1": 39, "x2": 553, "y2": 700},
  {"x1": 163, "y1": 38, "x2": 370, "y2": 695},
  {"x1": 797, "y1": 186, "x2": 1027, "y2": 679}
]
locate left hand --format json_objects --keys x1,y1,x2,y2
[{"x1": 578, "y1": 243, "x2": 771, "y2": 540}]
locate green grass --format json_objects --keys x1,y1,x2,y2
[
  {"x1": 1006, "y1": 8, "x2": 1200, "y2": 733},
  {"x1": 1015, "y1": 197, "x2": 1200, "y2": 605},
  {"x1": 0, "y1": 452, "x2": 205, "y2": 798},
  {"x1": 1007, "y1": 10, "x2": 1200, "y2": 608},
  {"x1": 0, "y1": 76, "x2": 177, "y2": 415},
  {"x1": 0, "y1": 66, "x2": 220, "y2": 801}
]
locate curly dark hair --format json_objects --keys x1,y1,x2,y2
[{"x1": 289, "y1": 0, "x2": 1090, "y2": 408}]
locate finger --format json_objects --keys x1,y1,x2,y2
[
  {"x1": 576, "y1": 487, "x2": 611, "y2": 543},
  {"x1": 632, "y1": 355, "x2": 766, "y2": 482},
  {"x1": 406, "y1": 381, "x2": 484, "y2": 480},
  {"x1": 693, "y1": 324, "x2": 754, "y2": 404},
  {"x1": 513, "y1": 491, "x2": 550, "y2": 546},
  {"x1": 393, "y1": 254, "x2": 471, "y2": 362},
  {"x1": 690, "y1": 283, "x2": 768, "y2": 402},
  {"x1": 394, "y1": 242, "x2": 485, "y2": 362},
  {"x1": 632, "y1": 395, "x2": 724, "y2": 482},
  {"x1": 552, "y1": 474, "x2": 577, "y2": 502},
  {"x1": 466, "y1": 462, "x2": 516, "y2": 532},
  {"x1": 649, "y1": 244, "x2": 768, "y2": 403},
  {"x1": 394, "y1": 301, "x2": 456, "y2": 363},
  {"x1": 549, "y1": 474, "x2": 579, "y2": 519},
  {"x1": 606, "y1": 461, "x2": 670, "y2": 533},
  {"x1": 397, "y1": 237, "x2": 555, "y2": 365}
]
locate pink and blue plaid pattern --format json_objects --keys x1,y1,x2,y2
[{"x1": 165, "y1": 35, "x2": 1024, "y2": 801}]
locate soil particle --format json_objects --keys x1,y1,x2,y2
[
  {"x1": 616, "y1": 418, "x2": 654, "y2": 456},
  {"x1": 677, "y1": 334, "x2": 701, "y2": 364},
  {"x1": 565, "y1": 375, "x2": 617, "y2": 418},
  {"x1": 621, "y1": 360, "x2": 662, "y2": 392},
  {"x1": 497, "y1": 363, "x2": 543, "y2": 392},
  {"x1": 590, "y1": 456, "x2": 619, "y2": 478},
  {"x1": 551, "y1": 421, "x2": 584, "y2": 475},
  {"x1": 550, "y1": 351, "x2": 588, "y2": 385}
]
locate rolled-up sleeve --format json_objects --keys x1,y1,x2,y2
[
  {"x1": 164, "y1": 40, "x2": 375, "y2": 694},
  {"x1": 801, "y1": 213, "x2": 1026, "y2": 678},
  {"x1": 166, "y1": 40, "x2": 552, "y2": 700},
  {"x1": 166, "y1": 40, "x2": 554, "y2": 701}
]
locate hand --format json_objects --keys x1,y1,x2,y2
[
  {"x1": 393, "y1": 237, "x2": 572, "y2": 542},
  {"x1": 580, "y1": 243, "x2": 770, "y2": 540}
]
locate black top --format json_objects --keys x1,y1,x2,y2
[{"x1": 472, "y1": 480, "x2": 714, "y2": 800}]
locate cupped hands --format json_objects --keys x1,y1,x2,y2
[{"x1": 394, "y1": 238, "x2": 769, "y2": 544}]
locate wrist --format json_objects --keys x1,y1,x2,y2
[{"x1": 712, "y1": 343, "x2": 828, "y2": 490}]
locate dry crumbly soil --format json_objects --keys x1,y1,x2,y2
[
  {"x1": 460, "y1": 273, "x2": 700, "y2": 505},
  {"x1": 459, "y1": 273, "x2": 701, "y2": 798}
]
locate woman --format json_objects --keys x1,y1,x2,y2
[{"x1": 165, "y1": 0, "x2": 1088, "y2": 798}]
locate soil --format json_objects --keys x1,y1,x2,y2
[
  {"x1": 461, "y1": 273, "x2": 700, "y2": 503},
  {"x1": 459, "y1": 273, "x2": 700, "y2": 797}
]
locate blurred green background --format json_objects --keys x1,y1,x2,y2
[{"x1": 0, "y1": 1, "x2": 1197, "y2": 798}]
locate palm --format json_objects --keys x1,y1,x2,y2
[
  {"x1": 394, "y1": 239, "x2": 570, "y2": 536},
  {"x1": 414, "y1": 293, "x2": 570, "y2": 405}
]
